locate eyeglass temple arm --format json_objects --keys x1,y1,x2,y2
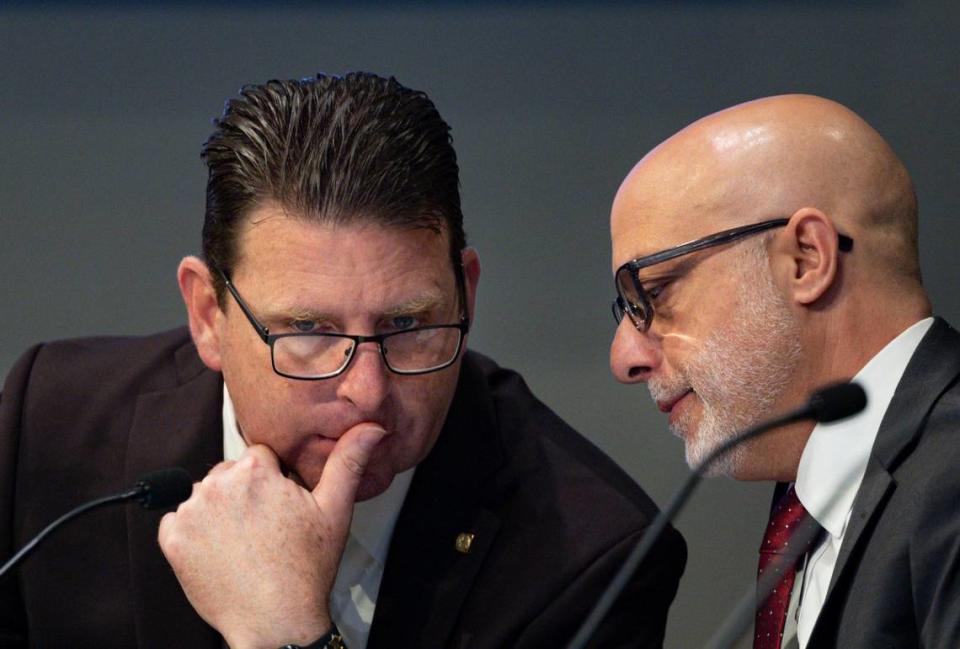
[
  {"x1": 624, "y1": 219, "x2": 853, "y2": 273},
  {"x1": 455, "y1": 259, "x2": 472, "y2": 332},
  {"x1": 215, "y1": 267, "x2": 271, "y2": 342}
]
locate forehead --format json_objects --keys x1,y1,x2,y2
[
  {"x1": 611, "y1": 167, "x2": 700, "y2": 271},
  {"x1": 231, "y1": 205, "x2": 454, "y2": 309},
  {"x1": 610, "y1": 148, "x2": 747, "y2": 272}
]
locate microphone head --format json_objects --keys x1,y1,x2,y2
[
  {"x1": 806, "y1": 382, "x2": 867, "y2": 423},
  {"x1": 134, "y1": 467, "x2": 193, "y2": 510}
]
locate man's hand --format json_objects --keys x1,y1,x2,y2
[{"x1": 158, "y1": 423, "x2": 387, "y2": 649}]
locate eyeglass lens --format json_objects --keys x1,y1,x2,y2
[
  {"x1": 614, "y1": 267, "x2": 651, "y2": 331},
  {"x1": 272, "y1": 326, "x2": 463, "y2": 378}
]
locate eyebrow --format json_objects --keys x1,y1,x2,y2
[
  {"x1": 260, "y1": 291, "x2": 449, "y2": 324},
  {"x1": 381, "y1": 293, "x2": 447, "y2": 317}
]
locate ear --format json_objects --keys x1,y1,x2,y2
[
  {"x1": 177, "y1": 256, "x2": 224, "y2": 371},
  {"x1": 776, "y1": 209, "x2": 842, "y2": 306},
  {"x1": 461, "y1": 247, "x2": 481, "y2": 325}
]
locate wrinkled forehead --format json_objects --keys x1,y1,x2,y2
[
  {"x1": 233, "y1": 206, "x2": 455, "y2": 268},
  {"x1": 230, "y1": 209, "x2": 459, "y2": 314}
]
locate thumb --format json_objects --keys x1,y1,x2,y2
[{"x1": 312, "y1": 423, "x2": 387, "y2": 529}]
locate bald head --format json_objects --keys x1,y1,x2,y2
[
  {"x1": 609, "y1": 95, "x2": 931, "y2": 481},
  {"x1": 612, "y1": 94, "x2": 921, "y2": 288}
]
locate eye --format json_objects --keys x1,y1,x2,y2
[
  {"x1": 290, "y1": 319, "x2": 319, "y2": 334},
  {"x1": 389, "y1": 315, "x2": 420, "y2": 331},
  {"x1": 644, "y1": 280, "x2": 670, "y2": 302}
]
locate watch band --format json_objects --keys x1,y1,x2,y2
[{"x1": 278, "y1": 623, "x2": 345, "y2": 649}]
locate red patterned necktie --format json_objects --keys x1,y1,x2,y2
[{"x1": 753, "y1": 486, "x2": 811, "y2": 649}]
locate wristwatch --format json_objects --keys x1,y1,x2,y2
[{"x1": 278, "y1": 624, "x2": 346, "y2": 649}]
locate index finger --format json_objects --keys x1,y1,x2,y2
[{"x1": 238, "y1": 443, "x2": 283, "y2": 473}]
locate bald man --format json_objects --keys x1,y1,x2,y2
[{"x1": 609, "y1": 94, "x2": 960, "y2": 649}]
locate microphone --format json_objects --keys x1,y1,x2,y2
[
  {"x1": 806, "y1": 382, "x2": 867, "y2": 424},
  {"x1": 0, "y1": 467, "x2": 193, "y2": 581},
  {"x1": 134, "y1": 467, "x2": 194, "y2": 510},
  {"x1": 565, "y1": 382, "x2": 867, "y2": 649}
]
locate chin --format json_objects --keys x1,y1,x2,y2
[
  {"x1": 355, "y1": 470, "x2": 395, "y2": 502},
  {"x1": 683, "y1": 430, "x2": 746, "y2": 478}
]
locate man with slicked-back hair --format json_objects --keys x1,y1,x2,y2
[
  {"x1": 609, "y1": 94, "x2": 960, "y2": 648},
  {"x1": 0, "y1": 73, "x2": 685, "y2": 648}
]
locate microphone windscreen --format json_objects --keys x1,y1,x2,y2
[
  {"x1": 134, "y1": 467, "x2": 193, "y2": 510},
  {"x1": 806, "y1": 382, "x2": 867, "y2": 423}
]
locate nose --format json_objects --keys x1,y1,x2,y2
[
  {"x1": 335, "y1": 342, "x2": 390, "y2": 412},
  {"x1": 610, "y1": 318, "x2": 662, "y2": 384}
]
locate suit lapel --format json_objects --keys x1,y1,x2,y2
[
  {"x1": 368, "y1": 355, "x2": 506, "y2": 649},
  {"x1": 123, "y1": 341, "x2": 223, "y2": 649},
  {"x1": 815, "y1": 319, "x2": 960, "y2": 634},
  {"x1": 820, "y1": 459, "x2": 893, "y2": 597}
]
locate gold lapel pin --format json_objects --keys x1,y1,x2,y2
[{"x1": 455, "y1": 532, "x2": 475, "y2": 554}]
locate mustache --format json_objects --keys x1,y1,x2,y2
[{"x1": 647, "y1": 374, "x2": 690, "y2": 406}]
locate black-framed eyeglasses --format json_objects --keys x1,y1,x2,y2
[
  {"x1": 612, "y1": 218, "x2": 854, "y2": 332},
  {"x1": 216, "y1": 268, "x2": 470, "y2": 380}
]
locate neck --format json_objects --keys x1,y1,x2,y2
[
  {"x1": 733, "y1": 418, "x2": 815, "y2": 482},
  {"x1": 808, "y1": 293, "x2": 930, "y2": 385},
  {"x1": 736, "y1": 292, "x2": 930, "y2": 483}
]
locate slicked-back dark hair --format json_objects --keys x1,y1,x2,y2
[{"x1": 201, "y1": 72, "x2": 466, "y2": 305}]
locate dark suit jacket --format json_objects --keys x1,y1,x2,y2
[
  {"x1": 0, "y1": 327, "x2": 685, "y2": 649},
  {"x1": 803, "y1": 317, "x2": 960, "y2": 648}
]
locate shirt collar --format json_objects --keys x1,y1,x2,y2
[
  {"x1": 795, "y1": 317, "x2": 933, "y2": 539},
  {"x1": 221, "y1": 384, "x2": 414, "y2": 566}
]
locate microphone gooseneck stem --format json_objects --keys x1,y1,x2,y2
[
  {"x1": 702, "y1": 459, "x2": 866, "y2": 649},
  {"x1": 0, "y1": 487, "x2": 140, "y2": 581},
  {"x1": 702, "y1": 513, "x2": 823, "y2": 649},
  {"x1": 565, "y1": 407, "x2": 811, "y2": 649}
]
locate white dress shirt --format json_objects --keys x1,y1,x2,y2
[
  {"x1": 783, "y1": 317, "x2": 933, "y2": 648},
  {"x1": 222, "y1": 385, "x2": 414, "y2": 649}
]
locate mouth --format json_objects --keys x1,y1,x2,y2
[
  {"x1": 314, "y1": 418, "x2": 390, "y2": 442},
  {"x1": 657, "y1": 389, "x2": 693, "y2": 414},
  {"x1": 287, "y1": 419, "x2": 391, "y2": 467}
]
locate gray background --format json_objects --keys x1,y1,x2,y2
[{"x1": 2, "y1": 2, "x2": 958, "y2": 647}]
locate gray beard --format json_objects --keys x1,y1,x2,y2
[{"x1": 649, "y1": 242, "x2": 802, "y2": 477}]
